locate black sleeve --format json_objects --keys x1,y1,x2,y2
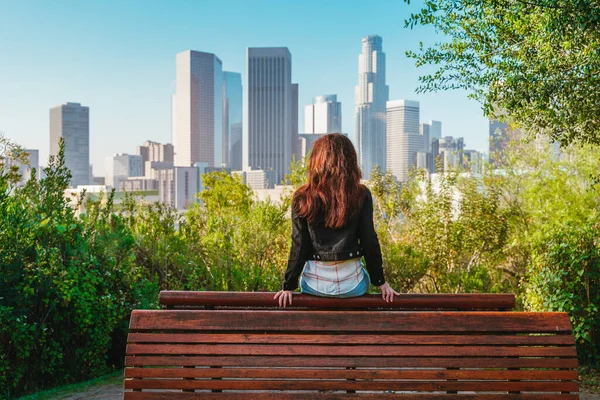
[
  {"x1": 357, "y1": 187, "x2": 385, "y2": 286},
  {"x1": 282, "y1": 204, "x2": 311, "y2": 291}
]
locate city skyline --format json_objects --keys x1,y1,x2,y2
[{"x1": 0, "y1": 1, "x2": 489, "y2": 175}]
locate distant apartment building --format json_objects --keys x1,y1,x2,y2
[
  {"x1": 232, "y1": 168, "x2": 275, "y2": 190},
  {"x1": 157, "y1": 166, "x2": 200, "y2": 210},
  {"x1": 386, "y1": 100, "x2": 424, "y2": 182},
  {"x1": 355, "y1": 35, "x2": 389, "y2": 178},
  {"x1": 104, "y1": 154, "x2": 143, "y2": 189},
  {"x1": 438, "y1": 136, "x2": 465, "y2": 171},
  {"x1": 120, "y1": 177, "x2": 159, "y2": 192},
  {"x1": 173, "y1": 50, "x2": 223, "y2": 168},
  {"x1": 245, "y1": 47, "x2": 293, "y2": 187},
  {"x1": 223, "y1": 71, "x2": 243, "y2": 170},
  {"x1": 137, "y1": 140, "x2": 174, "y2": 175},
  {"x1": 49, "y1": 102, "x2": 90, "y2": 187},
  {"x1": 463, "y1": 149, "x2": 483, "y2": 174}
]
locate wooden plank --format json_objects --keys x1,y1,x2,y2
[
  {"x1": 126, "y1": 343, "x2": 578, "y2": 357},
  {"x1": 129, "y1": 310, "x2": 573, "y2": 333},
  {"x1": 124, "y1": 379, "x2": 579, "y2": 391},
  {"x1": 124, "y1": 367, "x2": 579, "y2": 381},
  {"x1": 127, "y1": 332, "x2": 576, "y2": 346},
  {"x1": 125, "y1": 393, "x2": 580, "y2": 400},
  {"x1": 159, "y1": 291, "x2": 516, "y2": 310},
  {"x1": 125, "y1": 355, "x2": 580, "y2": 369}
]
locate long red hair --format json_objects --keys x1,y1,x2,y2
[{"x1": 294, "y1": 133, "x2": 363, "y2": 228}]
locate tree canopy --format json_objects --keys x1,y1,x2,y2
[{"x1": 404, "y1": 0, "x2": 600, "y2": 146}]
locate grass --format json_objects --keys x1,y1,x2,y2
[
  {"x1": 17, "y1": 370, "x2": 122, "y2": 400},
  {"x1": 581, "y1": 366, "x2": 600, "y2": 393}
]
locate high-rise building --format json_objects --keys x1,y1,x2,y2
[
  {"x1": 386, "y1": 100, "x2": 424, "y2": 182},
  {"x1": 489, "y1": 120, "x2": 516, "y2": 166},
  {"x1": 104, "y1": 154, "x2": 143, "y2": 189},
  {"x1": 49, "y1": 102, "x2": 90, "y2": 187},
  {"x1": 137, "y1": 140, "x2": 174, "y2": 176},
  {"x1": 305, "y1": 95, "x2": 342, "y2": 134},
  {"x1": 223, "y1": 71, "x2": 243, "y2": 170},
  {"x1": 292, "y1": 83, "x2": 299, "y2": 161},
  {"x1": 429, "y1": 120, "x2": 442, "y2": 141},
  {"x1": 419, "y1": 123, "x2": 431, "y2": 152},
  {"x1": 354, "y1": 35, "x2": 389, "y2": 179},
  {"x1": 172, "y1": 50, "x2": 223, "y2": 168},
  {"x1": 245, "y1": 47, "x2": 293, "y2": 186}
]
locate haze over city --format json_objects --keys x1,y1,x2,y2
[{"x1": 0, "y1": 0, "x2": 489, "y2": 175}]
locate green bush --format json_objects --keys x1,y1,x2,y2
[{"x1": 525, "y1": 221, "x2": 600, "y2": 364}]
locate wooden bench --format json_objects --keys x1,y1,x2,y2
[{"x1": 124, "y1": 292, "x2": 580, "y2": 399}]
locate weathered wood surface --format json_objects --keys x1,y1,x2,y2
[
  {"x1": 124, "y1": 308, "x2": 579, "y2": 397},
  {"x1": 159, "y1": 291, "x2": 516, "y2": 310}
]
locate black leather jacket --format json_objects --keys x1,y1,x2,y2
[{"x1": 283, "y1": 185, "x2": 385, "y2": 290}]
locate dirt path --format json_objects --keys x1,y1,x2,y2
[{"x1": 50, "y1": 384, "x2": 600, "y2": 400}]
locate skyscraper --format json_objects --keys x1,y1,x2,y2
[
  {"x1": 172, "y1": 50, "x2": 223, "y2": 168},
  {"x1": 245, "y1": 47, "x2": 293, "y2": 186},
  {"x1": 354, "y1": 35, "x2": 389, "y2": 179},
  {"x1": 49, "y1": 102, "x2": 90, "y2": 187},
  {"x1": 386, "y1": 100, "x2": 424, "y2": 182},
  {"x1": 292, "y1": 83, "x2": 299, "y2": 161},
  {"x1": 304, "y1": 95, "x2": 342, "y2": 134},
  {"x1": 223, "y1": 71, "x2": 243, "y2": 170}
]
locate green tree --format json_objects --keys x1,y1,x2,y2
[{"x1": 404, "y1": 0, "x2": 600, "y2": 146}]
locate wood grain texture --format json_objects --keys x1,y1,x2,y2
[
  {"x1": 125, "y1": 355, "x2": 580, "y2": 369},
  {"x1": 124, "y1": 367, "x2": 579, "y2": 381},
  {"x1": 124, "y1": 379, "x2": 579, "y2": 391},
  {"x1": 126, "y1": 343, "x2": 578, "y2": 357},
  {"x1": 127, "y1": 332, "x2": 576, "y2": 345},
  {"x1": 128, "y1": 310, "x2": 573, "y2": 333},
  {"x1": 158, "y1": 291, "x2": 516, "y2": 310}
]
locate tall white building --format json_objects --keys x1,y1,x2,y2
[
  {"x1": 223, "y1": 71, "x2": 243, "y2": 170},
  {"x1": 172, "y1": 50, "x2": 223, "y2": 168},
  {"x1": 245, "y1": 47, "x2": 293, "y2": 186},
  {"x1": 104, "y1": 154, "x2": 143, "y2": 189},
  {"x1": 354, "y1": 35, "x2": 389, "y2": 179},
  {"x1": 49, "y1": 102, "x2": 90, "y2": 187},
  {"x1": 386, "y1": 100, "x2": 424, "y2": 182},
  {"x1": 305, "y1": 95, "x2": 342, "y2": 134}
]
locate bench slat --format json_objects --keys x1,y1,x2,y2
[
  {"x1": 125, "y1": 393, "x2": 580, "y2": 400},
  {"x1": 125, "y1": 367, "x2": 579, "y2": 381},
  {"x1": 125, "y1": 355, "x2": 579, "y2": 369},
  {"x1": 124, "y1": 379, "x2": 579, "y2": 391},
  {"x1": 126, "y1": 343, "x2": 578, "y2": 357},
  {"x1": 159, "y1": 291, "x2": 516, "y2": 310},
  {"x1": 127, "y1": 333, "x2": 576, "y2": 346},
  {"x1": 129, "y1": 310, "x2": 573, "y2": 333}
]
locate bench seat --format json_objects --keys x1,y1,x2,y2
[{"x1": 124, "y1": 298, "x2": 580, "y2": 398}]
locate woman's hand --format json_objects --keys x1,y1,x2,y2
[
  {"x1": 274, "y1": 290, "x2": 293, "y2": 307},
  {"x1": 377, "y1": 282, "x2": 400, "y2": 303}
]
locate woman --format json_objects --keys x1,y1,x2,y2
[{"x1": 275, "y1": 133, "x2": 399, "y2": 307}]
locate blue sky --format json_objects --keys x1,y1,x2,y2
[{"x1": 0, "y1": 0, "x2": 488, "y2": 176}]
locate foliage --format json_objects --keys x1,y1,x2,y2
[
  {"x1": 0, "y1": 136, "x2": 140, "y2": 398},
  {"x1": 404, "y1": 0, "x2": 600, "y2": 146},
  {"x1": 525, "y1": 222, "x2": 600, "y2": 365}
]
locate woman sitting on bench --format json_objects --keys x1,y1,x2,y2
[{"x1": 275, "y1": 133, "x2": 399, "y2": 307}]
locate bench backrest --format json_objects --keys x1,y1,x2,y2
[
  {"x1": 125, "y1": 309, "x2": 579, "y2": 398},
  {"x1": 159, "y1": 291, "x2": 516, "y2": 310}
]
